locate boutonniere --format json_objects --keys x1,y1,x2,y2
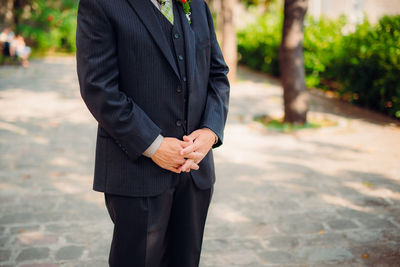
[{"x1": 178, "y1": 0, "x2": 192, "y2": 24}]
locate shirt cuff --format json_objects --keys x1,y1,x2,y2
[{"x1": 142, "y1": 134, "x2": 164, "y2": 157}]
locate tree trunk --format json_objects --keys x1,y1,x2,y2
[
  {"x1": 215, "y1": 0, "x2": 223, "y2": 40},
  {"x1": 0, "y1": 0, "x2": 15, "y2": 28},
  {"x1": 221, "y1": 0, "x2": 237, "y2": 83},
  {"x1": 279, "y1": 0, "x2": 309, "y2": 123}
]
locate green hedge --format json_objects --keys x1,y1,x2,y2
[
  {"x1": 238, "y1": 13, "x2": 400, "y2": 119},
  {"x1": 237, "y1": 11, "x2": 282, "y2": 76},
  {"x1": 330, "y1": 16, "x2": 400, "y2": 118}
]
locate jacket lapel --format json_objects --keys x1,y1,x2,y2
[
  {"x1": 176, "y1": 0, "x2": 196, "y2": 88},
  {"x1": 126, "y1": 0, "x2": 180, "y2": 79}
]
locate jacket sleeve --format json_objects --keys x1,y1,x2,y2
[
  {"x1": 76, "y1": 0, "x2": 162, "y2": 161},
  {"x1": 200, "y1": 1, "x2": 230, "y2": 149}
]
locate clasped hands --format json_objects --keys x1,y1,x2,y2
[{"x1": 151, "y1": 128, "x2": 216, "y2": 173}]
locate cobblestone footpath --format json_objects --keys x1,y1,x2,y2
[{"x1": 0, "y1": 58, "x2": 400, "y2": 267}]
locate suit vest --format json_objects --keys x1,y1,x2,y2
[{"x1": 150, "y1": 1, "x2": 189, "y2": 133}]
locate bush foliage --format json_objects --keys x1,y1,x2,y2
[
  {"x1": 237, "y1": 10, "x2": 282, "y2": 76},
  {"x1": 16, "y1": 0, "x2": 78, "y2": 53},
  {"x1": 238, "y1": 12, "x2": 400, "y2": 119}
]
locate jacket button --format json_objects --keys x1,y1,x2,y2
[
  {"x1": 183, "y1": 76, "x2": 187, "y2": 82},
  {"x1": 176, "y1": 87, "x2": 182, "y2": 93},
  {"x1": 174, "y1": 33, "x2": 180, "y2": 39},
  {"x1": 178, "y1": 55, "x2": 183, "y2": 61},
  {"x1": 176, "y1": 120, "x2": 182, "y2": 126}
]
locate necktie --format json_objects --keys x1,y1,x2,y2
[{"x1": 158, "y1": 0, "x2": 174, "y2": 24}]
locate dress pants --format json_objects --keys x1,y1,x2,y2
[{"x1": 104, "y1": 171, "x2": 213, "y2": 267}]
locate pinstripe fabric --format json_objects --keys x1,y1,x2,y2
[{"x1": 76, "y1": 0, "x2": 230, "y2": 197}]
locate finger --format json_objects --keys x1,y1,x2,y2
[
  {"x1": 184, "y1": 151, "x2": 204, "y2": 160},
  {"x1": 168, "y1": 166, "x2": 182, "y2": 173},
  {"x1": 186, "y1": 130, "x2": 201, "y2": 140},
  {"x1": 178, "y1": 139, "x2": 192, "y2": 148},
  {"x1": 180, "y1": 143, "x2": 198, "y2": 155},
  {"x1": 190, "y1": 162, "x2": 199, "y2": 170},
  {"x1": 180, "y1": 159, "x2": 194, "y2": 172},
  {"x1": 173, "y1": 158, "x2": 186, "y2": 166}
]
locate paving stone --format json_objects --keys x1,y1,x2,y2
[
  {"x1": 258, "y1": 250, "x2": 297, "y2": 265},
  {"x1": 16, "y1": 232, "x2": 58, "y2": 246},
  {"x1": 297, "y1": 247, "x2": 354, "y2": 262},
  {"x1": 358, "y1": 218, "x2": 396, "y2": 229},
  {"x1": 87, "y1": 243, "x2": 109, "y2": 260},
  {"x1": 0, "y1": 237, "x2": 9, "y2": 247},
  {"x1": 64, "y1": 231, "x2": 105, "y2": 245},
  {"x1": 72, "y1": 260, "x2": 108, "y2": 267},
  {"x1": 304, "y1": 232, "x2": 348, "y2": 247},
  {"x1": 349, "y1": 243, "x2": 400, "y2": 267},
  {"x1": 19, "y1": 264, "x2": 58, "y2": 267},
  {"x1": 262, "y1": 235, "x2": 299, "y2": 249},
  {"x1": 55, "y1": 246, "x2": 84, "y2": 261},
  {"x1": 344, "y1": 230, "x2": 382, "y2": 243},
  {"x1": 10, "y1": 225, "x2": 40, "y2": 234},
  {"x1": 0, "y1": 250, "x2": 11, "y2": 262},
  {"x1": 202, "y1": 239, "x2": 229, "y2": 252},
  {"x1": 278, "y1": 222, "x2": 324, "y2": 234},
  {"x1": 44, "y1": 223, "x2": 79, "y2": 233},
  {"x1": 213, "y1": 249, "x2": 260, "y2": 266},
  {"x1": 1, "y1": 58, "x2": 400, "y2": 267},
  {"x1": 0, "y1": 213, "x2": 33, "y2": 225},
  {"x1": 381, "y1": 229, "x2": 400, "y2": 242},
  {"x1": 307, "y1": 262, "x2": 364, "y2": 267},
  {"x1": 16, "y1": 247, "x2": 50, "y2": 262},
  {"x1": 33, "y1": 213, "x2": 64, "y2": 223},
  {"x1": 327, "y1": 219, "x2": 358, "y2": 230}
]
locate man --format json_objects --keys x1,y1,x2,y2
[{"x1": 76, "y1": 0, "x2": 229, "y2": 265}]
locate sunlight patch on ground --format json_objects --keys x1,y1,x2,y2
[
  {"x1": 0, "y1": 182, "x2": 21, "y2": 191},
  {"x1": 50, "y1": 156, "x2": 79, "y2": 167},
  {"x1": 344, "y1": 181, "x2": 400, "y2": 201},
  {"x1": 319, "y1": 193, "x2": 372, "y2": 212},
  {"x1": 17, "y1": 231, "x2": 58, "y2": 245},
  {"x1": 236, "y1": 175, "x2": 265, "y2": 186},
  {"x1": 32, "y1": 135, "x2": 49, "y2": 145},
  {"x1": 211, "y1": 203, "x2": 251, "y2": 223},
  {"x1": 52, "y1": 181, "x2": 86, "y2": 194},
  {"x1": 0, "y1": 121, "x2": 27, "y2": 135},
  {"x1": 80, "y1": 192, "x2": 107, "y2": 207},
  {"x1": 0, "y1": 88, "x2": 92, "y2": 124}
]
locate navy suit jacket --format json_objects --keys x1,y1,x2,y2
[{"x1": 76, "y1": 0, "x2": 230, "y2": 197}]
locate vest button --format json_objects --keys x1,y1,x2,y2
[
  {"x1": 176, "y1": 120, "x2": 182, "y2": 126},
  {"x1": 183, "y1": 76, "x2": 187, "y2": 82},
  {"x1": 178, "y1": 55, "x2": 183, "y2": 61},
  {"x1": 176, "y1": 87, "x2": 182, "y2": 93},
  {"x1": 174, "y1": 33, "x2": 180, "y2": 39}
]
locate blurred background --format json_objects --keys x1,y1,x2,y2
[{"x1": 0, "y1": 0, "x2": 399, "y2": 266}]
